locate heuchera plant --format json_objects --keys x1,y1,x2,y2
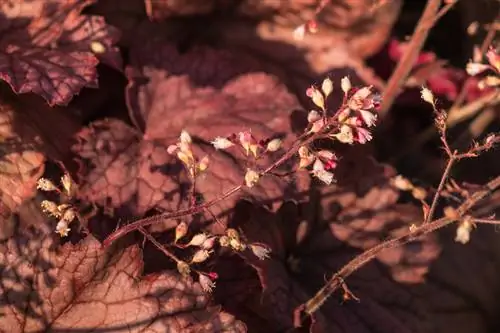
[{"x1": 1, "y1": 1, "x2": 500, "y2": 333}]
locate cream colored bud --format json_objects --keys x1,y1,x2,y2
[
  {"x1": 188, "y1": 233, "x2": 208, "y2": 247},
  {"x1": 420, "y1": 86, "x2": 435, "y2": 105},
  {"x1": 191, "y1": 250, "x2": 211, "y2": 263},
  {"x1": 244, "y1": 169, "x2": 260, "y2": 188},
  {"x1": 180, "y1": 130, "x2": 192, "y2": 144},
  {"x1": 341, "y1": 76, "x2": 351, "y2": 94},
  {"x1": 175, "y1": 222, "x2": 188, "y2": 243},
  {"x1": 266, "y1": 138, "x2": 282, "y2": 152},
  {"x1": 321, "y1": 77, "x2": 333, "y2": 97},
  {"x1": 177, "y1": 261, "x2": 191, "y2": 277}
]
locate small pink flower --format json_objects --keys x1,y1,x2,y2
[
  {"x1": 358, "y1": 110, "x2": 377, "y2": 127},
  {"x1": 355, "y1": 127, "x2": 373, "y2": 144}
]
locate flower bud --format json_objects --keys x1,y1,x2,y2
[
  {"x1": 60, "y1": 174, "x2": 75, "y2": 196},
  {"x1": 310, "y1": 88, "x2": 325, "y2": 110},
  {"x1": 455, "y1": 216, "x2": 473, "y2": 244},
  {"x1": 321, "y1": 77, "x2": 333, "y2": 97},
  {"x1": 412, "y1": 187, "x2": 427, "y2": 200},
  {"x1": 391, "y1": 175, "x2": 414, "y2": 191},
  {"x1": 180, "y1": 130, "x2": 192, "y2": 144},
  {"x1": 341, "y1": 76, "x2": 351, "y2": 94},
  {"x1": 307, "y1": 110, "x2": 321, "y2": 123},
  {"x1": 201, "y1": 237, "x2": 217, "y2": 250},
  {"x1": 175, "y1": 222, "x2": 188, "y2": 243},
  {"x1": 219, "y1": 235, "x2": 230, "y2": 247},
  {"x1": 191, "y1": 249, "x2": 211, "y2": 263},
  {"x1": 55, "y1": 220, "x2": 71, "y2": 237},
  {"x1": 244, "y1": 169, "x2": 260, "y2": 188},
  {"x1": 198, "y1": 155, "x2": 210, "y2": 172},
  {"x1": 41, "y1": 200, "x2": 58, "y2": 216},
  {"x1": 266, "y1": 138, "x2": 282, "y2": 152},
  {"x1": 249, "y1": 243, "x2": 271, "y2": 260},
  {"x1": 188, "y1": 233, "x2": 208, "y2": 247},
  {"x1": 226, "y1": 228, "x2": 240, "y2": 240},
  {"x1": 37, "y1": 178, "x2": 57, "y2": 192},
  {"x1": 211, "y1": 137, "x2": 234, "y2": 149},
  {"x1": 177, "y1": 261, "x2": 191, "y2": 277},
  {"x1": 61, "y1": 208, "x2": 76, "y2": 223},
  {"x1": 420, "y1": 87, "x2": 435, "y2": 105}
]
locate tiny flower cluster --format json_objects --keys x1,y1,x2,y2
[
  {"x1": 212, "y1": 132, "x2": 282, "y2": 157},
  {"x1": 168, "y1": 131, "x2": 209, "y2": 177},
  {"x1": 299, "y1": 76, "x2": 380, "y2": 184},
  {"x1": 37, "y1": 174, "x2": 78, "y2": 237},
  {"x1": 298, "y1": 147, "x2": 338, "y2": 185},
  {"x1": 219, "y1": 228, "x2": 271, "y2": 260},
  {"x1": 211, "y1": 132, "x2": 283, "y2": 189}
]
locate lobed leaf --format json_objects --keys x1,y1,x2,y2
[
  {"x1": 0, "y1": 0, "x2": 121, "y2": 105},
  {"x1": 73, "y1": 42, "x2": 307, "y2": 233},
  {"x1": 0, "y1": 201, "x2": 246, "y2": 332}
]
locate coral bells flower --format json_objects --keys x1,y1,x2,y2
[
  {"x1": 306, "y1": 86, "x2": 325, "y2": 110},
  {"x1": 168, "y1": 130, "x2": 195, "y2": 171},
  {"x1": 347, "y1": 86, "x2": 373, "y2": 111},
  {"x1": 265, "y1": 138, "x2": 282, "y2": 152},
  {"x1": 354, "y1": 127, "x2": 373, "y2": 144},
  {"x1": 244, "y1": 168, "x2": 260, "y2": 188},
  {"x1": 455, "y1": 217, "x2": 474, "y2": 244},
  {"x1": 420, "y1": 86, "x2": 435, "y2": 105},
  {"x1": 312, "y1": 159, "x2": 334, "y2": 185},
  {"x1": 321, "y1": 77, "x2": 333, "y2": 97},
  {"x1": 211, "y1": 136, "x2": 234, "y2": 150},
  {"x1": 333, "y1": 124, "x2": 354, "y2": 144},
  {"x1": 37, "y1": 178, "x2": 57, "y2": 192},
  {"x1": 341, "y1": 76, "x2": 351, "y2": 94},
  {"x1": 249, "y1": 243, "x2": 271, "y2": 260},
  {"x1": 55, "y1": 219, "x2": 71, "y2": 237},
  {"x1": 199, "y1": 274, "x2": 216, "y2": 293},
  {"x1": 358, "y1": 110, "x2": 377, "y2": 127},
  {"x1": 239, "y1": 131, "x2": 259, "y2": 157}
]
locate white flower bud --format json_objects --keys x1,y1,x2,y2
[
  {"x1": 244, "y1": 169, "x2": 260, "y2": 188},
  {"x1": 341, "y1": 76, "x2": 351, "y2": 94},
  {"x1": 321, "y1": 77, "x2": 333, "y2": 97},
  {"x1": 191, "y1": 250, "x2": 211, "y2": 263},
  {"x1": 188, "y1": 233, "x2": 208, "y2": 247},
  {"x1": 420, "y1": 86, "x2": 435, "y2": 105},
  {"x1": 266, "y1": 138, "x2": 282, "y2": 152},
  {"x1": 211, "y1": 137, "x2": 234, "y2": 149}
]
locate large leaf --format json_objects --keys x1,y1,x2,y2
[
  {"x1": 73, "y1": 42, "x2": 307, "y2": 232},
  {"x1": 0, "y1": 201, "x2": 246, "y2": 332},
  {"x1": 0, "y1": 0, "x2": 121, "y2": 105}
]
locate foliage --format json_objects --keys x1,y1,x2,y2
[{"x1": 1, "y1": 1, "x2": 500, "y2": 333}]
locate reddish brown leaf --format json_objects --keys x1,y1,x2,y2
[
  {"x1": 0, "y1": 101, "x2": 44, "y2": 219},
  {"x1": 0, "y1": 0, "x2": 121, "y2": 105},
  {"x1": 73, "y1": 43, "x2": 306, "y2": 232},
  {"x1": 215, "y1": 156, "x2": 440, "y2": 332},
  {"x1": 0, "y1": 201, "x2": 246, "y2": 332}
]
